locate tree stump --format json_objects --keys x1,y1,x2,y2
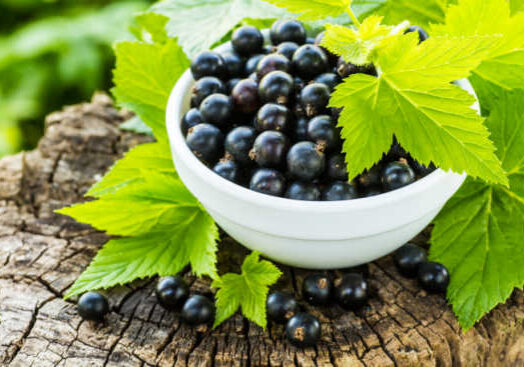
[{"x1": 1, "y1": 94, "x2": 524, "y2": 367}]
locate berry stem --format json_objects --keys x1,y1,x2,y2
[{"x1": 346, "y1": 5, "x2": 361, "y2": 28}]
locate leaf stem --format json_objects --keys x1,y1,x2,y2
[{"x1": 346, "y1": 5, "x2": 361, "y2": 28}]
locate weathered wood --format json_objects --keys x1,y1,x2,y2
[{"x1": 1, "y1": 94, "x2": 524, "y2": 367}]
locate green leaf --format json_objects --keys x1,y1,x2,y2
[
  {"x1": 86, "y1": 142, "x2": 173, "y2": 198},
  {"x1": 378, "y1": 0, "x2": 451, "y2": 27},
  {"x1": 212, "y1": 252, "x2": 281, "y2": 328},
  {"x1": 262, "y1": 0, "x2": 351, "y2": 20},
  {"x1": 151, "y1": 0, "x2": 286, "y2": 58},
  {"x1": 112, "y1": 38, "x2": 190, "y2": 141},
  {"x1": 65, "y1": 209, "x2": 219, "y2": 299},
  {"x1": 133, "y1": 12, "x2": 169, "y2": 44},
  {"x1": 510, "y1": 0, "x2": 524, "y2": 14},
  {"x1": 330, "y1": 33, "x2": 508, "y2": 185},
  {"x1": 430, "y1": 91, "x2": 524, "y2": 330},
  {"x1": 58, "y1": 173, "x2": 192, "y2": 237},
  {"x1": 432, "y1": 0, "x2": 524, "y2": 90},
  {"x1": 119, "y1": 116, "x2": 154, "y2": 136}
]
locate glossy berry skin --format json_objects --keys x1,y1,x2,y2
[
  {"x1": 199, "y1": 94, "x2": 233, "y2": 127},
  {"x1": 191, "y1": 76, "x2": 225, "y2": 107},
  {"x1": 221, "y1": 51, "x2": 246, "y2": 78},
  {"x1": 307, "y1": 115, "x2": 340, "y2": 151},
  {"x1": 314, "y1": 31, "x2": 338, "y2": 65},
  {"x1": 382, "y1": 161, "x2": 416, "y2": 191},
  {"x1": 285, "y1": 182, "x2": 321, "y2": 201},
  {"x1": 225, "y1": 126, "x2": 256, "y2": 165},
  {"x1": 322, "y1": 181, "x2": 358, "y2": 201},
  {"x1": 249, "y1": 168, "x2": 286, "y2": 197},
  {"x1": 394, "y1": 243, "x2": 427, "y2": 278},
  {"x1": 181, "y1": 108, "x2": 205, "y2": 136},
  {"x1": 251, "y1": 131, "x2": 289, "y2": 167},
  {"x1": 314, "y1": 73, "x2": 341, "y2": 93},
  {"x1": 337, "y1": 57, "x2": 377, "y2": 79},
  {"x1": 77, "y1": 292, "x2": 109, "y2": 322},
  {"x1": 287, "y1": 141, "x2": 325, "y2": 181},
  {"x1": 259, "y1": 71, "x2": 295, "y2": 104},
  {"x1": 155, "y1": 276, "x2": 190, "y2": 311},
  {"x1": 326, "y1": 154, "x2": 348, "y2": 181},
  {"x1": 232, "y1": 26, "x2": 264, "y2": 56},
  {"x1": 191, "y1": 51, "x2": 226, "y2": 80},
  {"x1": 270, "y1": 19, "x2": 307, "y2": 45},
  {"x1": 255, "y1": 103, "x2": 291, "y2": 132},
  {"x1": 186, "y1": 123, "x2": 224, "y2": 164},
  {"x1": 334, "y1": 273, "x2": 368, "y2": 310},
  {"x1": 231, "y1": 79, "x2": 260, "y2": 114},
  {"x1": 302, "y1": 273, "x2": 333, "y2": 306},
  {"x1": 256, "y1": 54, "x2": 290, "y2": 79},
  {"x1": 275, "y1": 41, "x2": 299, "y2": 60},
  {"x1": 357, "y1": 165, "x2": 382, "y2": 189},
  {"x1": 294, "y1": 117, "x2": 309, "y2": 141},
  {"x1": 292, "y1": 45, "x2": 329, "y2": 80},
  {"x1": 181, "y1": 295, "x2": 215, "y2": 325},
  {"x1": 213, "y1": 159, "x2": 240, "y2": 183},
  {"x1": 245, "y1": 54, "x2": 264, "y2": 75},
  {"x1": 405, "y1": 25, "x2": 429, "y2": 43},
  {"x1": 285, "y1": 313, "x2": 321, "y2": 348},
  {"x1": 266, "y1": 291, "x2": 300, "y2": 324},
  {"x1": 226, "y1": 78, "x2": 242, "y2": 94},
  {"x1": 301, "y1": 83, "x2": 330, "y2": 117},
  {"x1": 418, "y1": 262, "x2": 450, "y2": 293}
]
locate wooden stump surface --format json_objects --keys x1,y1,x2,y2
[{"x1": 1, "y1": 94, "x2": 524, "y2": 367}]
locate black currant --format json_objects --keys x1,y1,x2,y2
[
  {"x1": 181, "y1": 295, "x2": 215, "y2": 325},
  {"x1": 357, "y1": 164, "x2": 382, "y2": 189},
  {"x1": 334, "y1": 273, "x2": 368, "y2": 310},
  {"x1": 266, "y1": 291, "x2": 299, "y2": 324},
  {"x1": 258, "y1": 70, "x2": 295, "y2": 104},
  {"x1": 221, "y1": 51, "x2": 246, "y2": 78},
  {"x1": 387, "y1": 139, "x2": 409, "y2": 161},
  {"x1": 275, "y1": 41, "x2": 299, "y2": 60},
  {"x1": 256, "y1": 54, "x2": 290, "y2": 79},
  {"x1": 249, "y1": 72, "x2": 259, "y2": 82},
  {"x1": 314, "y1": 73, "x2": 341, "y2": 92},
  {"x1": 245, "y1": 54, "x2": 264, "y2": 75},
  {"x1": 302, "y1": 273, "x2": 333, "y2": 306},
  {"x1": 232, "y1": 26, "x2": 264, "y2": 56},
  {"x1": 294, "y1": 117, "x2": 309, "y2": 141},
  {"x1": 409, "y1": 159, "x2": 437, "y2": 176},
  {"x1": 418, "y1": 262, "x2": 450, "y2": 293},
  {"x1": 382, "y1": 161, "x2": 416, "y2": 191},
  {"x1": 270, "y1": 19, "x2": 307, "y2": 45},
  {"x1": 225, "y1": 126, "x2": 256, "y2": 165},
  {"x1": 191, "y1": 51, "x2": 226, "y2": 80},
  {"x1": 186, "y1": 123, "x2": 224, "y2": 164},
  {"x1": 213, "y1": 159, "x2": 240, "y2": 183},
  {"x1": 287, "y1": 141, "x2": 325, "y2": 181},
  {"x1": 322, "y1": 181, "x2": 358, "y2": 201},
  {"x1": 326, "y1": 154, "x2": 348, "y2": 181},
  {"x1": 307, "y1": 115, "x2": 340, "y2": 151},
  {"x1": 155, "y1": 276, "x2": 190, "y2": 311},
  {"x1": 191, "y1": 76, "x2": 225, "y2": 107},
  {"x1": 301, "y1": 83, "x2": 330, "y2": 117},
  {"x1": 255, "y1": 103, "x2": 291, "y2": 132},
  {"x1": 285, "y1": 181, "x2": 321, "y2": 201},
  {"x1": 405, "y1": 25, "x2": 429, "y2": 43},
  {"x1": 294, "y1": 76, "x2": 306, "y2": 91},
  {"x1": 250, "y1": 131, "x2": 289, "y2": 168},
  {"x1": 231, "y1": 79, "x2": 260, "y2": 114},
  {"x1": 314, "y1": 31, "x2": 338, "y2": 65},
  {"x1": 285, "y1": 313, "x2": 321, "y2": 348},
  {"x1": 362, "y1": 187, "x2": 382, "y2": 197},
  {"x1": 226, "y1": 78, "x2": 242, "y2": 94},
  {"x1": 181, "y1": 108, "x2": 205, "y2": 136},
  {"x1": 394, "y1": 243, "x2": 427, "y2": 278},
  {"x1": 249, "y1": 168, "x2": 286, "y2": 197},
  {"x1": 199, "y1": 93, "x2": 233, "y2": 128},
  {"x1": 292, "y1": 45, "x2": 329, "y2": 80},
  {"x1": 337, "y1": 57, "x2": 377, "y2": 79},
  {"x1": 77, "y1": 292, "x2": 109, "y2": 322}
]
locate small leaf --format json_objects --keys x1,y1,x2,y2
[{"x1": 263, "y1": 0, "x2": 351, "y2": 20}]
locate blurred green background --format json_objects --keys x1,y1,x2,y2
[{"x1": 0, "y1": 0, "x2": 153, "y2": 157}]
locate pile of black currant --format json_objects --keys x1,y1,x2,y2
[{"x1": 183, "y1": 20, "x2": 435, "y2": 200}]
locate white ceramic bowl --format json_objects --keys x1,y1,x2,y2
[{"x1": 166, "y1": 38, "x2": 470, "y2": 269}]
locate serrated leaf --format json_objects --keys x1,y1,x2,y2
[
  {"x1": 133, "y1": 12, "x2": 169, "y2": 44},
  {"x1": 263, "y1": 0, "x2": 351, "y2": 20},
  {"x1": 212, "y1": 252, "x2": 281, "y2": 328},
  {"x1": 432, "y1": 0, "x2": 524, "y2": 90},
  {"x1": 378, "y1": 0, "x2": 450, "y2": 27},
  {"x1": 86, "y1": 142, "x2": 174, "y2": 198},
  {"x1": 151, "y1": 0, "x2": 286, "y2": 58},
  {"x1": 112, "y1": 38, "x2": 190, "y2": 141},
  {"x1": 330, "y1": 34, "x2": 508, "y2": 185},
  {"x1": 58, "y1": 173, "x2": 193, "y2": 237},
  {"x1": 511, "y1": 0, "x2": 524, "y2": 14},
  {"x1": 65, "y1": 209, "x2": 218, "y2": 299},
  {"x1": 430, "y1": 91, "x2": 524, "y2": 330}
]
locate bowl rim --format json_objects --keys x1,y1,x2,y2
[{"x1": 166, "y1": 37, "x2": 471, "y2": 214}]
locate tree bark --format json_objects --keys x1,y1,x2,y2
[{"x1": 1, "y1": 94, "x2": 523, "y2": 367}]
